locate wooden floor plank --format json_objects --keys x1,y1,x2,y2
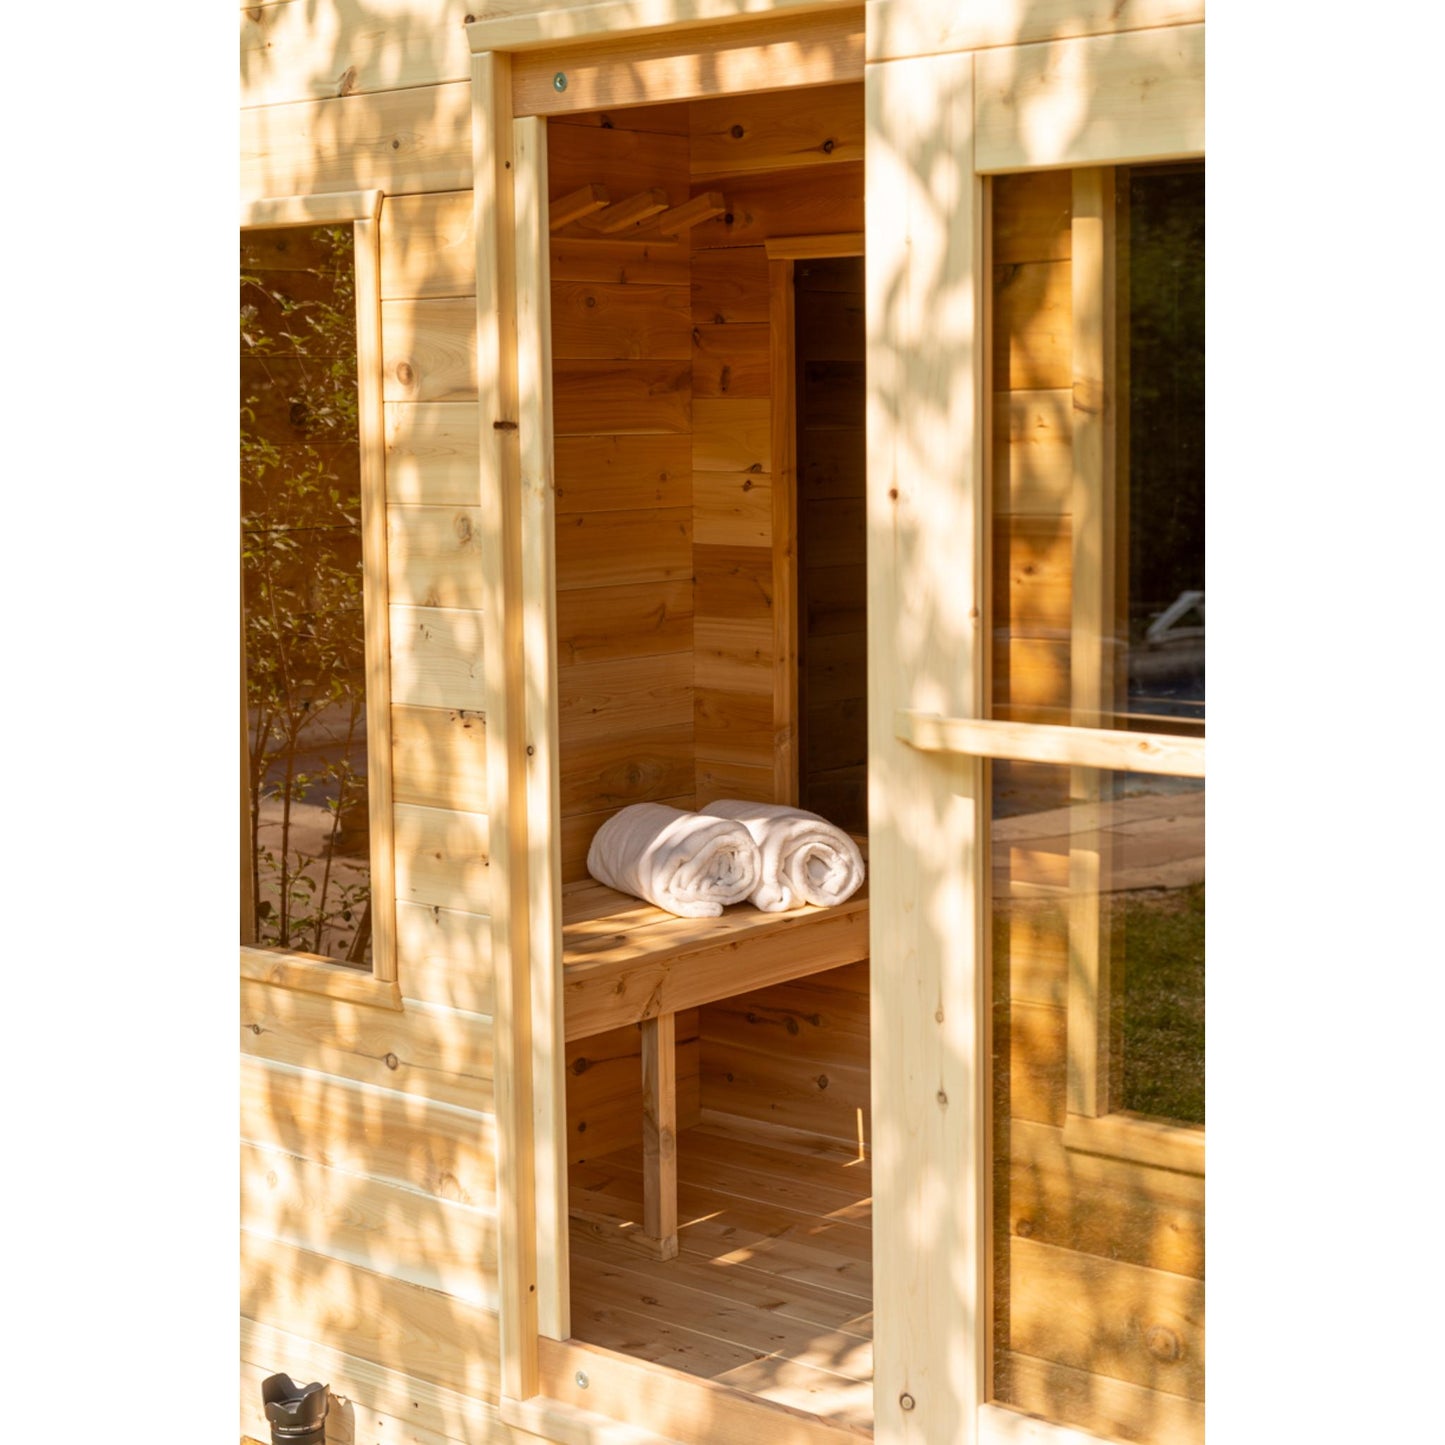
[
  {"x1": 567, "y1": 1290, "x2": 873, "y2": 1430},
  {"x1": 598, "y1": 1138, "x2": 873, "y2": 1228},
  {"x1": 568, "y1": 1115, "x2": 876, "y2": 1434},
  {"x1": 571, "y1": 1166, "x2": 875, "y2": 1265},
  {"x1": 572, "y1": 1228, "x2": 873, "y2": 1337},
  {"x1": 571, "y1": 1263, "x2": 874, "y2": 1381}
]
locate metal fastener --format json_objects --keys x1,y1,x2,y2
[
  {"x1": 554, "y1": 72, "x2": 568, "y2": 91},
  {"x1": 575, "y1": 1371, "x2": 589, "y2": 1389}
]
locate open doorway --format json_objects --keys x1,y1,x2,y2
[{"x1": 545, "y1": 92, "x2": 875, "y2": 1436}]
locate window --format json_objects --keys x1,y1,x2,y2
[
  {"x1": 988, "y1": 162, "x2": 1204, "y2": 1443},
  {"x1": 239, "y1": 193, "x2": 396, "y2": 995}
]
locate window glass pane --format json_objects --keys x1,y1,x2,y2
[
  {"x1": 1126, "y1": 167, "x2": 1205, "y2": 725},
  {"x1": 990, "y1": 164, "x2": 1204, "y2": 734},
  {"x1": 991, "y1": 761, "x2": 1204, "y2": 1442},
  {"x1": 241, "y1": 224, "x2": 371, "y2": 965},
  {"x1": 988, "y1": 164, "x2": 1205, "y2": 1443}
]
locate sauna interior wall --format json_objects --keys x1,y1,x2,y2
[
  {"x1": 989, "y1": 171, "x2": 1204, "y2": 1443},
  {"x1": 553, "y1": 86, "x2": 873, "y2": 1163},
  {"x1": 240, "y1": 12, "x2": 511, "y2": 1443}
]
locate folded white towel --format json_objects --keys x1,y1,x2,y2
[
  {"x1": 699, "y1": 800, "x2": 866, "y2": 912},
  {"x1": 586, "y1": 803, "x2": 762, "y2": 918}
]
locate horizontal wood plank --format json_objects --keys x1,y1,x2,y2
[
  {"x1": 993, "y1": 390, "x2": 1072, "y2": 514},
  {"x1": 240, "y1": 1231, "x2": 501, "y2": 1400},
  {"x1": 385, "y1": 401, "x2": 481, "y2": 507},
  {"x1": 992, "y1": 170, "x2": 1072, "y2": 264},
  {"x1": 547, "y1": 123, "x2": 690, "y2": 207},
  {"x1": 554, "y1": 435, "x2": 693, "y2": 513},
  {"x1": 553, "y1": 360, "x2": 692, "y2": 435},
  {"x1": 392, "y1": 801, "x2": 491, "y2": 911},
  {"x1": 691, "y1": 245, "x2": 771, "y2": 323},
  {"x1": 239, "y1": 1054, "x2": 497, "y2": 1204},
  {"x1": 380, "y1": 190, "x2": 475, "y2": 300},
  {"x1": 693, "y1": 397, "x2": 772, "y2": 472},
  {"x1": 555, "y1": 579, "x2": 694, "y2": 666},
  {"x1": 387, "y1": 504, "x2": 486, "y2": 609},
  {"x1": 382, "y1": 296, "x2": 478, "y2": 401},
  {"x1": 1006, "y1": 1234, "x2": 1203, "y2": 1399},
  {"x1": 997, "y1": 1350, "x2": 1203, "y2": 1445},
  {"x1": 692, "y1": 322, "x2": 771, "y2": 398},
  {"x1": 396, "y1": 899, "x2": 494, "y2": 1015},
  {"x1": 558, "y1": 652, "x2": 695, "y2": 744},
  {"x1": 391, "y1": 703, "x2": 488, "y2": 814},
  {"x1": 240, "y1": 0, "x2": 471, "y2": 109},
  {"x1": 975, "y1": 24, "x2": 1205, "y2": 173},
  {"x1": 241, "y1": 1139, "x2": 498, "y2": 1303},
  {"x1": 560, "y1": 724, "x2": 697, "y2": 814},
  {"x1": 551, "y1": 281, "x2": 693, "y2": 360},
  {"x1": 1004, "y1": 1118, "x2": 1204, "y2": 1277},
  {"x1": 388, "y1": 604, "x2": 485, "y2": 711},
  {"x1": 241, "y1": 977, "x2": 493, "y2": 1112},
  {"x1": 513, "y1": 9, "x2": 863, "y2": 117},
  {"x1": 240, "y1": 1319, "x2": 501, "y2": 1445},
  {"x1": 550, "y1": 235, "x2": 692, "y2": 286},
  {"x1": 694, "y1": 470, "x2": 773, "y2": 546},
  {"x1": 993, "y1": 260, "x2": 1071, "y2": 391},
  {"x1": 690, "y1": 82, "x2": 863, "y2": 178},
  {"x1": 866, "y1": 0, "x2": 1204, "y2": 63},
  {"x1": 241, "y1": 81, "x2": 471, "y2": 204},
  {"x1": 538, "y1": 1336, "x2": 868, "y2": 1445},
  {"x1": 555, "y1": 507, "x2": 694, "y2": 590},
  {"x1": 690, "y1": 162, "x2": 863, "y2": 250}
]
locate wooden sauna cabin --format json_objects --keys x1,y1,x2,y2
[{"x1": 239, "y1": 5, "x2": 1206, "y2": 1445}]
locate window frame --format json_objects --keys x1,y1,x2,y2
[{"x1": 239, "y1": 188, "x2": 400, "y2": 1010}]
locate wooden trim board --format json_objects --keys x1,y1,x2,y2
[
  {"x1": 897, "y1": 711, "x2": 1204, "y2": 778},
  {"x1": 240, "y1": 188, "x2": 383, "y2": 229},
  {"x1": 466, "y1": 0, "x2": 859, "y2": 54}
]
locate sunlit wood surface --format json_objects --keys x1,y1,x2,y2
[{"x1": 568, "y1": 1115, "x2": 874, "y2": 1432}]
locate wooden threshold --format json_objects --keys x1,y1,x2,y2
[{"x1": 563, "y1": 1116, "x2": 873, "y2": 1440}]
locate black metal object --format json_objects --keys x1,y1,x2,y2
[{"x1": 261, "y1": 1373, "x2": 329, "y2": 1445}]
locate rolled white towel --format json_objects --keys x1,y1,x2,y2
[
  {"x1": 586, "y1": 803, "x2": 762, "y2": 918},
  {"x1": 699, "y1": 800, "x2": 866, "y2": 912}
]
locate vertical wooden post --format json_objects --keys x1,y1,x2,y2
[
  {"x1": 867, "y1": 48, "x2": 986, "y2": 1445},
  {"x1": 770, "y1": 257, "x2": 800, "y2": 805},
  {"x1": 352, "y1": 204, "x2": 397, "y2": 983},
  {"x1": 240, "y1": 566, "x2": 256, "y2": 947},
  {"x1": 1067, "y1": 168, "x2": 1119, "y2": 1120},
  {"x1": 472, "y1": 47, "x2": 539, "y2": 1403},
  {"x1": 513, "y1": 112, "x2": 570, "y2": 1343},
  {"x1": 640, "y1": 1013, "x2": 679, "y2": 1261}
]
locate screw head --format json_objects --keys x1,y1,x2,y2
[
  {"x1": 575, "y1": 1371, "x2": 589, "y2": 1389},
  {"x1": 553, "y1": 71, "x2": 568, "y2": 92}
]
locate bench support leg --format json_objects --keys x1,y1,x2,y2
[{"x1": 640, "y1": 1012, "x2": 678, "y2": 1260}]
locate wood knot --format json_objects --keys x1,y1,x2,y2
[
  {"x1": 814, "y1": 1074, "x2": 829, "y2": 1090},
  {"x1": 395, "y1": 361, "x2": 415, "y2": 387},
  {"x1": 1015, "y1": 1217, "x2": 1033, "y2": 1237},
  {"x1": 1145, "y1": 1326, "x2": 1182, "y2": 1362},
  {"x1": 454, "y1": 514, "x2": 472, "y2": 543},
  {"x1": 337, "y1": 65, "x2": 358, "y2": 96},
  {"x1": 730, "y1": 124, "x2": 745, "y2": 139},
  {"x1": 822, "y1": 138, "x2": 835, "y2": 154},
  {"x1": 384, "y1": 1052, "x2": 400, "y2": 1070}
]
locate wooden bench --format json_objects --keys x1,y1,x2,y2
[{"x1": 562, "y1": 879, "x2": 871, "y2": 1258}]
